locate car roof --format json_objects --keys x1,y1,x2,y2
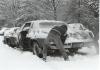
[
  {"x1": 68, "y1": 23, "x2": 82, "y2": 25},
  {"x1": 29, "y1": 20, "x2": 66, "y2": 24}
]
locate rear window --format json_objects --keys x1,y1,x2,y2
[
  {"x1": 39, "y1": 22, "x2": 65, "y2": 28},
  {"x1": 68, "y1": 24, "x2": 84, "y2": 30}
]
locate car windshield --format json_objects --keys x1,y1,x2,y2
[{"x1": 39, "y1": 22, "x2": 65, "y2": 28}]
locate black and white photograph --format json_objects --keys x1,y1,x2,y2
[{"x1": 0, "y1": 0, "x2": 99, "y2": 70}]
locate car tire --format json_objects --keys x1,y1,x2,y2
[
  {"x1": 8, "y1": 37, "x2": 17, "y2": 48},
  {"x1": 68, "y1": 48, "x2": 78, "y2": 53},
  {"x1": 68, "y1": 48, "x2": 79, "y2": 56},
  {"x1": 7, "y1": 38, "x2": 11, "y2": 46},
  {"x1": 32, "y1": 41, "x2": 43, "y2": 58}
]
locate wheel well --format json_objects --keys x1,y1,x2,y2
[
  {"x1": 31, "y1": 39, "x2": 40, "y2": 47},
  {"x1": 32, "y1": 39, "x2": 43, "y2": 58},
  {"x1": 32, "y1": 39, "x2": 38, "y2": 43},
  {"x1": 31, "y1": 38, "x2": 45, "y2": 49}
]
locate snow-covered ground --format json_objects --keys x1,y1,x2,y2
[{"x1": 0, "y1": 36, "x2": 99, "y2": 70}]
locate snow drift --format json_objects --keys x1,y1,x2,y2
[{"x1": 0, "y1": 36, "x2": 99, "y2": 70}]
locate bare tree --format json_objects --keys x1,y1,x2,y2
[
  {"x1": 64, "y1": 0, "x2": 99, "y2": 27},
  {"x1": 0, "y1": 0, "x2": 41, "y2": 26},
  {"x1": 0, "y1": 0, "x2": 23, "y2": 27},
  {"x1": 81, "y1": 0, "x2": 99, "y2": 18},
  {"x1": 0, "y1": 0, "x2": 68, "y2": 26},
  {"x1": 37, "y1": 0, "x2": 66, "y2": 20}
]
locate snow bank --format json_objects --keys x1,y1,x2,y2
[
  {"x1": 0, "y1": 36, "x2": 99, "y2": 70},
  {"x1": 0, "y1": 36, "x2": 54, "y2": 70},
  {"x1": 47, "y1": 55, "x2": 99, "y2": 70}
]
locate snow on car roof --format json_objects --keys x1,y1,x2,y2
[
  {"x1": 29, "y1": 20, "x2": 67, "y2": 24},
  {"x1": 68, "y1": 23, "x2": 82, "y2": 27}
]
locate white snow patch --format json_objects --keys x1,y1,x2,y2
[
  {"x1": 47, "y1": 56, "x2": 99, "y2": 70},
  {"x1": 0, "y1": 36, "x2": 99, "y2": 70},
  {"x1": 0, "y1": 36, "x2": 54, "y2": 70}
]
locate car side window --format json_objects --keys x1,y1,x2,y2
[
  {"x1": 24, "y1": 23, "x2": 31, "y2": 27},
  {"x1": 22, "y1": 22, "x2": 31, "y2": 31}
]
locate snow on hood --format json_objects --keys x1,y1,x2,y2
[
  {"x1": 0, "y1": 27, "x2": 9, "y2": 34},
  {"x1": 27, "y1": 22, "x2": 93, "y2": 43},
  {"x1": 65, "y1": 23, "x2": 93, "y2": 43},
  {"x1": 4, "y1": 27, "x2": 19, "y2": 37}
]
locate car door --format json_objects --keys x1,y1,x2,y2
[{"x1": 17, "y1": 22, "x2": 31, "y2": 42}]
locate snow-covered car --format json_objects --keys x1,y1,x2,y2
[
  {"x1": 66, "y1": 23, "x2": 94, "y2": 46},
  {"x1": 0, "y1": 27, "x2": 9, "y2": 36},
  {"x1": 3, "y1": 27, "x2": 20, "y2": 47},
  {"x1": 66, "y1": 23, "x2": 94, "y2": 53},
  {"x1": 18, "y1": 20, "x2": 94, "y2": 57},
  {"x1": 17, "y1": 20, "x2": 67, "y2": 54}
]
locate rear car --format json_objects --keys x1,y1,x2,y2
[{"x1": 65, "y1": 23, "x2": 94, "y2": 54}]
